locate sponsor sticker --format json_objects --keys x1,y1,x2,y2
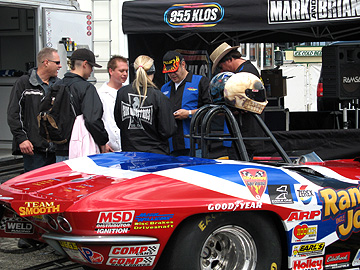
[
  {"x1": 239, "y1": 168, "x2": 267, "y2": 200},
  {"x1": 291, "y1": 224, "x2": 317, "y2": 243},
  {"x1": 134, "y1": 213, "x2": 173, "y2": 222},
  {"x1": 5, "y1": 220, "x2": 34, "y2": 234},
  {"x1": 17, "y1": 201, "x2": 61, "y2": 216},
  {"x1": 207, "y1": 200, "x2": 262, "y2": 211},
  {"x1": 325, "y1": 251, "x2": 350, "y2": 269},
  {"x1": 286, "y1": 210, "x2": 322, "y2": 222},
  {"x1": 106, "y1": 256, "x2": 155, "y2": 267},
  {"x1": 352, "y1": 249, "x2": 360, "y2": 266},
  {"x1": 296, "y1": 185, "x2": 314, "y2": 205},
  {"x1": 292, "y1": 242, "x2": 325, "y2": 258},
  {"x1": 292, "y1": 257, "x2": 324, "y2": 270},
  {"x1": 268, "y1": 185, "x2": 294, "y2": 204},
  {"x1": 109, "y1": 244, "x2": 160, "y2": 257},
  {"x1": 95, "y1": 210, "x2": 134, "y2": 234},
  {"x1": 59, "y1": 241, "x2": 86, "y2": 263}
]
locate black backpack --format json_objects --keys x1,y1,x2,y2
[{"x1": 37, "y1": 83, "x2": 76, "y2": 144}]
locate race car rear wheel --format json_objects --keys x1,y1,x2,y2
[{"x1": 156, "y1": 212, "x2": 282, "y2": 270}]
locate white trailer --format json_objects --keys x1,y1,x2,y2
[{"x1": 0, "y1": 0, "x2": 94, "y2": 151}]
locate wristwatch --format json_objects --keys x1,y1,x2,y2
[{"x1": 189, "y1": 110, "x2": 192, "y2": 117}]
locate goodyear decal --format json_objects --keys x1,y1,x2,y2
[
  {"x1": 239, "y1": 168, "x2": 267, "y2": 200},
  {"x1": 319, "y1": 185, "x2": 360, "y2": 240},
  {"x1": 164, "y1": 2, "x2": 224, "y2": 28}
]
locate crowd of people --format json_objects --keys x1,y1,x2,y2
[{"x1": 7, "y1": 42, "x2": 262, "y2": 173}]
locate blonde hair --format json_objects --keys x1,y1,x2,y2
[{"x1": 133, "y1": 55, "x2": 157, "y2": 106}]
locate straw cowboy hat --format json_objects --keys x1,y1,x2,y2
[{"x1": 210, "y1": 42, "x2": 240, "y2": 74}]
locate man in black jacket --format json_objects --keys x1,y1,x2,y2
[
  {"x1": 7, "y1": 47, "x2": 61, "y2": 172},
  {"x1": 55, "y1": 48, "x2": 109, "y2": 161}
]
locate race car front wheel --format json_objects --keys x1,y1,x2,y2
[{"x1": 156, "y1": 212, "x2": 282, "y2": 270}]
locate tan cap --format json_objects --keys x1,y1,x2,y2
[{"x1": 210, "y1": 42, "x2": 240, "y2": 74}]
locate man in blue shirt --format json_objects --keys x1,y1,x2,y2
[{"x1": 161, "y1": 51, "x2": 211, "y2": 156}]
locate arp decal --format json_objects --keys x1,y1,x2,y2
[
  {"x1": 109, "y1": 244, "x2": 160, "y2": 257},
  {"x1": 95, "y1": 210, "x2": 134, "y2": 234},
  {"x1": 164, "y1": 2, "x2": 224, "y2": 28},
  {"x1": 292, "y1": 257, "x2": 323, "y2": 270},
  {"x1": 106, "y1": 256, "x2": 155, "y2": 267},
  {"x1": 325, "y1": 251, "x2": 350, "y2": 269},
  {"x1": 292, "y1": 242, "x2": 325, "y2": 257},
  {"x1": 296, "y1": 185, "x2": 314, "y2": 205},
  {"x1": 291, "y1": 224, "x2": 317, "y2": 243},
  {"x1": 239, "y1": 168, "x2": 267, "y2": 200},
  {"x1": 319, "y1": 185, "x2": 360, "y2": 240},
  {"x1": 268, "y1": 185, "x2": 294, "y2": 204},
  {"x1": 135, "y1": 213, "x2": 174, "y2": 222},
  {"x1": 286, "y1": 210, "x2": 322, "y2": 222}
]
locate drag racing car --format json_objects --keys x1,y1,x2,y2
[{"x1": 0, "y1": 72, "x2": 360, "y2": 270}]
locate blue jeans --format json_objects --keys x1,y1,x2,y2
[
  {"x1": 23, "y1": 152, "x2": 56, "y2": 172},
  {"x1": 56, "y1": 155, "x2": 69, "y2": 163}
]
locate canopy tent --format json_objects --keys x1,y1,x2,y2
[
  {"x1": 122, "y1": 0, "x2": 360, "y2": 85},
  {"x1": 122, "y1": 0, "x2": 360, "y2": 43}
]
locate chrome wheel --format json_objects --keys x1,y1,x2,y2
[{"x1": 200, "y1": 225, "x2": 257, "y2": 270}]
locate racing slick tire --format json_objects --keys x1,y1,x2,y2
[{"x1": 156, "y1": 212, "x2": 282, "y2": 270}]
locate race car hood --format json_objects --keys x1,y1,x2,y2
[{"x1": 0, "y1": 152, "x2": 218, "y2": 216}]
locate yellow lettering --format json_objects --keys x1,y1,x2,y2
[
  {"x1": 348, "y1": 187, "x2": 360, "y2": 208},
  {"x1": 320, "y1": 188, "x2": 339, "y2": 216},
  {"x1": 338, "y1": 190, "x2": 351, "y2": 211},
  {"x1": 338, "y1": 209, "x2": 353, "y2": 236}
]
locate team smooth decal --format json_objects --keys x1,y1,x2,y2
[
  {"x1": 268, "y1": 0, "x2": 360, "y2": 24},
  {"x1": 164, "y1": 2, "x2": 224, "y2": 28}
]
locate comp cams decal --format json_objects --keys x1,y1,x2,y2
[
  {"x1": 106, "y1": 256, "x2": 155, "y2": 267},
  {"x1": 95, "y1": 210, "x2": 134, "y2": 234},
  {"x1": 109, "y1": 244, "x2": 160, "y2": 257}
]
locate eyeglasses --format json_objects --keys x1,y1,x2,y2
[{"x1": 47, "y1": 59, "x2": 61, "y2": 65}]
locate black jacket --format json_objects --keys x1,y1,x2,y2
[
  {"x1": 56, "y1": 72, "x2": 108, "y2": 156},
  {"x1": 7, "y1": 69, "x2": 59, "y2": 155},
  {"x1": 114, "y1": 85, "x2": 177, "y2": 155}
]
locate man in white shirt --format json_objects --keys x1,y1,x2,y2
[{"x1": 98, "y1": 55, "x2": 129, "y2": 151}]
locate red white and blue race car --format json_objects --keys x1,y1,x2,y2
[
  {"x1": 1, "y1": 72, "x2": 360, "y2": 270},
  {"x1": 0, "y1": 151, "x2": 360, "y2": 270}
]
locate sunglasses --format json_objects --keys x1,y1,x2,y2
[{"x1": 47, "y1": 59, "x2": 61, "y2": 65}]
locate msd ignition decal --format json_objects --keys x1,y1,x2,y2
[
  {"x1": 319, "y1": 185, "x2": 360, "y2": 240},
  {"x1": 268, "y1": 0, "x2": 359, "y2": 24},
  {"x1": 292, "y1": 242, "x2": 325, "y2": 257},
  {"x1": 293, "y1": 257, "x2": 323, "y2": 270},
  {"x1": 268, "y1": 184, "x2": 294, "y2": 204},
  {"x1": 109, "y1": 244, "x2": 160, "y2": 257},
  {"x1": 325, "y1": 251, "x2": 350, "y2": 269},
  {"x1": 292, "y1": 224, "x2": 317, "y2": 243},
  {"x1": 95, "y1": 210, "x2": 134, "y2": 234},
  {"x1": 164, "y1": 2, "x2": 224, "y2": 28},
  {"x1": 296, "y1": 184, "x2": 314, "y2": 205},
  {"x1": 239, "y1": 168, "x2": 267, "y2": 200},
  {"x1": 107, "y1": 256, "x2": 155, "y2": 267}
]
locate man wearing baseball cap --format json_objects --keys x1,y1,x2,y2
[
  {"x1": 55, "y1": 48, "x2": 109, "y2": 161},
  {"x1": 161, "y1": 50, "x2": 211, "y2": 156},
  {"x1": 210, "y1": 42, "x2": 260, "y2": 78}
]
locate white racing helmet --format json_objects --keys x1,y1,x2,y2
[{"x1": 224, "y1": 72, "x2": 268, "y2": 114}]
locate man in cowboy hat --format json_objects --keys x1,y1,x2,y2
[
  {"x1": 210, "y1": 42, "x2": 264, "y2": 160},
  {"x1": 210, "y1": 42, "x2": 260, "y2": 78}
]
